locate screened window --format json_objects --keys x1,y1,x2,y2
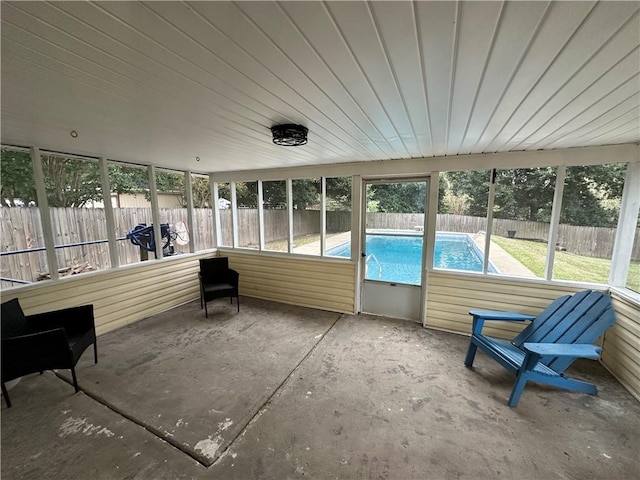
[
  {"x1": 0, "y1": 148, "x2": 48, "y2": 286},
  {"x1": 489, "y1": 168, "x2": 556, "y2": 279},
  {"x1": 262, "y1": 180, "x2": 288, "y2": 252},
  {"x1": 292, "y1": 178, "x2": 321, "y2": 255},
  {"x1": 325, "y1": 177, "x2": 352, "y2": 258},
  {"x1": 109, "y1": 162, "x2": 153, "y2": 265},
  {"x1": 156, "y1": 169, "x2": 190, "y2": 255},
  {"x1": 553, "y1": 163, "x2": 626, "y2": 285},
  {"x1": 44, "y1": 153, "x2": 109, "y2": 275},
  {"x1": 191, "y1": 173, "x2": 214, "y2": 252},
  {"x1": 237, "y1": 181, "x2": 259, "y2": 249},
  {"x1": 217, "y1": 182, "x2": 232, "y2": 247},
  {"x1": 434, "y1": 170, "x2": 490, "y2": 272}
]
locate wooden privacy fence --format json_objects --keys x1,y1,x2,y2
[
  {"x1": 434, "y1": 214, "x2": 640, "y2": 260},
  {"x1": 1, "y1": 208, "x2": 638, "y2": 284},
  {"x1": 218, "y1": 209, "x2": 352, "y2": 247},
  {"x1": 1, "y1": 207, "x2": 215, "y2": 283}
]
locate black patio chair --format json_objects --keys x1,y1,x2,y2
[
  {"x1": 1, "y1": 298, "x2": 98, "y2": 408},
  {"x1": 199, "y1": 257, "x2": 240, "y2": 317}
]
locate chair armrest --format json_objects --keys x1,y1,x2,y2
[
  {"x1": 26, "y1": 305, "x2": 95, "y2": 337},
  {"x1": 2, "y1": 328, "x2": 72, "y2": 379},
  {"x1": 3, "y1": 328, "x2": 69, "y2": 359},
  {"x1": 469, "y1": 310, "x2": 535, "y2": 335},
  {"x1": 469, "y1": 310, "x2": 535, "y2": 322},
  {"x1": 522, "y1": 343, "x2": 602, "y2": 359},
  {"x1": 227, "y1": 269, "x2": 239, "y2": 287}
]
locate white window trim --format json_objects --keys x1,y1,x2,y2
[
  {"x1": 31, "y1": 146, "x2": 59, "y2": 280},
  {"x1": 545, "y1": 165, "x2": 566, "y2": 280},
  {"x1": 148, "y1": 166, "x2": 163, "y2": 260},
  {"x1": 483, "y1": 169, "x2": 496, "y2": 275},
  {"x1": 100, "y1": 157, "x2": 119, "y2": 268},
  {"x1": 184, "y1": 170, "x2": 195, "y2": 254},
  {"x1": 610, "y1": 161, "x2": 640, "y2": 288}
]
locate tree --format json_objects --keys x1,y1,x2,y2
[
  {"x1": 108, "y1": 164, "x2": 149, "y2": 195},
  {"x1": 560, "y1": 164, "x2": 626, "y2": 227},
  {"x1": 368, "y1": 182, "x2": 426, "y2": 213},
  {"x1": 440, "y1": 165, "x2": 626, "y2": 227},
  {"x1": 191, "y1": 177, "x2": 211, "y2": 208},
  {"x1": 1, "y1": 150, "x2": 196, "y2": 208},
  {"x1": 1, "y1": 152, "x2": 107, "y2": 208},
  {"x1": 40, "y1": 156, "x2": 105, "y2": 207},
  {"x1": 444, "y1": 170, "x2": 491, "y2": 216},
  {"x1": 260, "y1": 177, "x2": 352, "y2": 210},
  {"x1": 1, "y1": 150, "x2": 36, "y2": 207},
  {"x1": 291, "y1": 179, "x2": 320, "y2": 210},
  {"x1": 493, "y1": 168, "x2": 556, "y2": 222},
  {"x1": 326, "y1": 176, "x2": 352, "y2": 210},
  {"x1": 262, "y1": 181, "x2": 287, "y2": 208}
]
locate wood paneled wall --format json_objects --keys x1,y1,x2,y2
[
  {"x1": 1, "y1": 252, "x2": 216, "y2": 336},
  {"x1": 424, "y1": 270, "x2": 587, "y2": 339},
  {"x1": 425, "y1": 270, "x2": 640, "y2": 401},
  {"x1": 221, "y1": 249, "x2": 355, "y2": 314},
  {"x1": 603, "y1": 292, "x2": 640, "y2": 401},
  {"x1": 3, "y1": 249, "x2": 637, "y2": 402}
]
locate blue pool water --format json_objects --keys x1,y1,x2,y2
[{"x1": 327, "y1": 233, "x2": 497, "y2": 285}]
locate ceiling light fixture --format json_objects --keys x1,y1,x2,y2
[
  {"x1": 70, "y1": 130, "x2": 78, "y2": 138},
  {"x1": 271, "y1": 124, "x2": 308, "y2": 146}
]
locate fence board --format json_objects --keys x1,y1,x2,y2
[{"x1": 1, "y1": 208, "x2": 638, "y2": 284}]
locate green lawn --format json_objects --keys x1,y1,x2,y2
[
  {"x1": 264, "y1": 233, "x2": 320, "y2": 252},
  {"x1": 492, "y1": 237, "x2": 640, "y2": 291}
]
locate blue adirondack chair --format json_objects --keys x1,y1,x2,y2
[{"x1": 464, "y1": 290, "x2": 616, "y2": 407}]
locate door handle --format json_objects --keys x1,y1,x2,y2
[{"x1": 361, "y1": 252, "x2": 366, "y2": 257}]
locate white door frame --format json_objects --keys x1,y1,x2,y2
[{"x1": 359, "y1": 176, "x2": 431, "y2": 322}]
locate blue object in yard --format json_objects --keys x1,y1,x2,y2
[
  {"x1": 464, "y1": 290, "x2": 616, "y2": 407},
  {"x1": 126, "y1": 223, "x2": 175, "y2": 257}
]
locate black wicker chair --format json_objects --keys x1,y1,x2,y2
[
  {"x1": 199, "y1": 257, "x2": 240, "y2": 318},
  {"x1": 1, "y1": 298, "x2": 97, "y2": 408}
]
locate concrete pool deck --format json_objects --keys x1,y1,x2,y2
[
  {"x1": 470, "y1": 233, "x2": 537, "y2": 277},
  {"x1": 292, "y1": 231, "x2": 352, "y2": 256}
]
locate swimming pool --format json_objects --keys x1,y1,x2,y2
[{"x1": 327, "y1": 232, "x2": 498, "y2": 285}]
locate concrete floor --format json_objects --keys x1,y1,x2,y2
[{"x1": 2, "y1": 297, "x2": 639, "y2": 480}]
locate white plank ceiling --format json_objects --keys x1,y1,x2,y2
[{"x1": 1, "y1": 1, "x2": 639, "y2": 173}]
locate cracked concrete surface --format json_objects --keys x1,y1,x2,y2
[{"x1": 2, "y1": 297, "x2": 639, "y2": 479}]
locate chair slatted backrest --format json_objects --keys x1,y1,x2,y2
[{"x1": 513, "y1": 290, "x2": 615, "y2": 374}]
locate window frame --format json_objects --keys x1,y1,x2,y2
[{"x1": 2, "y1": 142, "x2": 637, "y2": 301}]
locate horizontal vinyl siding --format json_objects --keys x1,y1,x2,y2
[
  {"x1": 1, "y1": 252, "x2": 216, "y2": 335},
  {"x1": 602, "y1": 292, "x2": 640, "y2": 401},
  {"x1": 425, "y1": 271, "x2": 587, "y2": 340},
  {"x1": 222, "y1": 250, "x2": 355, "y2": 314}
]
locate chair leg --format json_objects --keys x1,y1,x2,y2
[
  {"x1": 204, "y1": 300, "x2": 208, "y2": 318},
  {"x1": 1, "y1": 382, "x2": 11, "y2": 408},
  {"x1": 237, "y1": 295, "x2": 240, "y2": 312},
  {"x1": 94, "y1": 342, "x2": 98, "y2": 364},
  {"x1": 508, "y1": 352, "x2": 539, "y2": 407},
  {"x1": 230, "y1": 297, "x2": 233, "y2": 305},
  {"x1": 508, "y1": 372, "x2": 529, "y2": 408},
  {"x1": 71, "y1": 366, "x2": 79, "y2": 393},
  {"x1": 464, "y1": 340, "x2": 478, "y2": 368}
]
